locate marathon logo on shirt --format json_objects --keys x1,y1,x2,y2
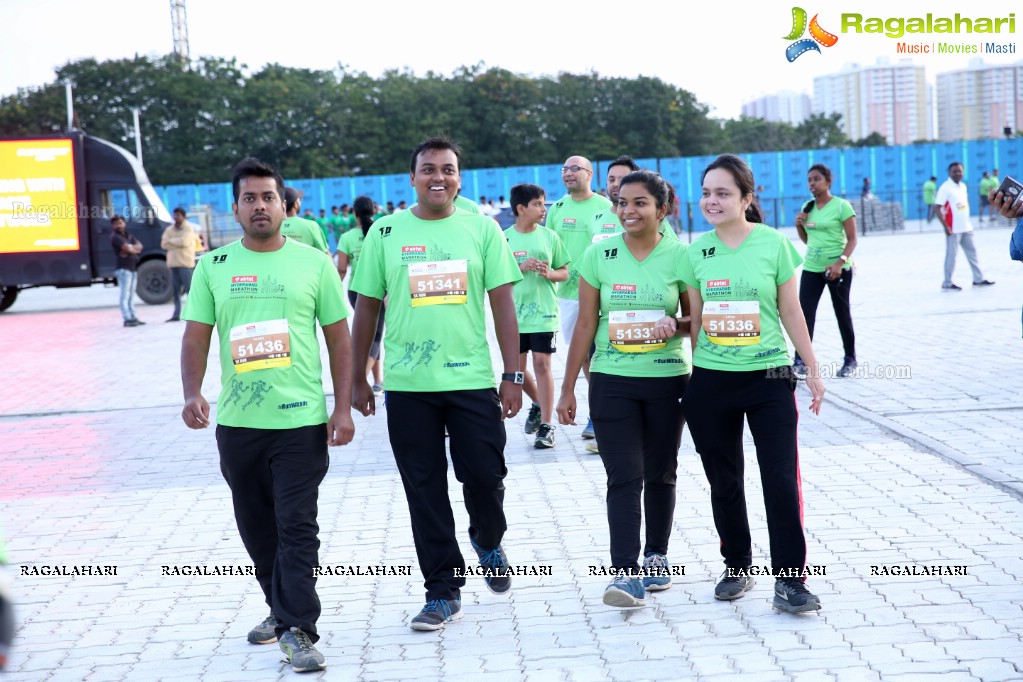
[
  {"x1": 513, "y1": 250, "x2": 528, "y2": 263},
  {"x1": 230, "y1": 275, "x2": 259, "y2": 295},
  {"x1": 706, "y1": 279, "x2": 731, "y2": 295},
  {"x1": 610, "y1": 283, "x2": 637, "y2": 301},
  {"x1": 401, "y1": 245, "x2": 428, "y2": 263},
  {"x1": 561, "y1": 218, "x2": 584, "y2": 231}
]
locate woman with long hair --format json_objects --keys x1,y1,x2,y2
[
  {"x1": 681, "y1": 154, "x2": 825, "y2": 613},
  {"x1": 338, "y1": 196, "x2": 385, "y2": 392}
]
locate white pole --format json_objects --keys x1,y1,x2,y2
[
  {"x1": 132, "y1": 108, "x2": 143, "y2": 164},
  {"x1": 65, "y1": 81, "x2": 74, "y2": 131}
]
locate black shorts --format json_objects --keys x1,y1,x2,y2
[
  {"x1": 519, "y1": 332, "x2": 556, "y2": 354},
  {"x1": 980, "y1": 195, "x2": 991, "y2": 207}
]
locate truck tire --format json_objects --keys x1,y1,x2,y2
[
  {"x1": 136, "y1": 259, "x2": 172, "y2": 305},
  {"x1": 0, "y1": 286, "x2": 17, "y2": 312}
]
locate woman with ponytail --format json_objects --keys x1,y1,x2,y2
[
  {"x1": 680, "y1": 154, "x2": 825, "y2": 614},
  {"x1": 338, "y1": 196, "x2": 385, "y2": 393}
]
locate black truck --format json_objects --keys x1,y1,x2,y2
[{"x1": 0, "y1": 132, "x2": 174, "y2": 312}]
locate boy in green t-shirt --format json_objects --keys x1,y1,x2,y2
[
  {"x1": 180, "y1": 158, "x2": 354, "y2": 673},
  {"x1": 350, "y1": 137, "x2": 523, "y2": 632},
  {"x1": 505, "y1": 184, "x2": 570, "y2": 449}
]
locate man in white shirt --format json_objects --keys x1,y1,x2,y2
[{"x1": 934, "y1": 162, "x2": 994, "y2": 291}]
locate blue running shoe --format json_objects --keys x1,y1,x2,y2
[
  {"x1": 603, "y1": 574, "x2": 646, "y2": 607},
  {"x1": 642, "y1": 553, "x2": 672, "y2": 592},
  {"x1": 469, "y1": 537, "x2": 511, "y2": 594},
  {"x1": 581, "y1": 418, "x2": 595, "y2": 440}
]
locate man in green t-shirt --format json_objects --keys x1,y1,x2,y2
[
  {"x1": 546, "y1": 155, "x2": 612, "y2": 445},
  {"x1": 180, "y1": 158, "x2": 354, "y2": 673},
  {"x1": 281, "y1": 187, "x2": 330, "y2": 254},
  {"x1": 980, "y1": 170, "x2": 1000, "y2": 223},
  {"x1": 350, "y1": 136, "x2": 523, "y2": 632},
  {"x1": 923, "y1": 176, "x2": 938, "y2": 224},
  {"x1": 589, "y1": 155, "x2": 679, "y2": 244}
]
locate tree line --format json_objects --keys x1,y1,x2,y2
[{"x1": 0, "y1": 55, "x2": 880, "y2": 186}]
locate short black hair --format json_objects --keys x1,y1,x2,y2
[
  {"x1": 949, "y1": 161, "x2": 963, "y2": 172},
  {"x1": 110, "y1": 214, "x2": 126, "y2": 225},
  {"x1": 410, "y1": 136, "x2": 462, "y2": 174},
  {"x1": 607, "y1": 155, "x2": 639, "y2": 173},
  {"x1": 509, "y1": 184, "x2": 546, "y2": 217},
  {"x1": 173, "y1": 206, "x2": 186, "y2": 217},
  {"x1": 231, "y1": 157, "x2": 285, "y2": 204}
]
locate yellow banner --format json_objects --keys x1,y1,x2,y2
[{"x1": 0, "y1": 139, "x2": 80, "y2": 254}]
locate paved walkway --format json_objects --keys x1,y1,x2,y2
[{"x1": 1, "y1": 225, "x2": 1021, "y2": 681}]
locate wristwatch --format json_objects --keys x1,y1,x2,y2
[
  {"x1": 838, "y1": 255, "x2": 849, "y2": 262},
  {"x1": 501, "y1": 372, "x2": 525, "y2": 385}
]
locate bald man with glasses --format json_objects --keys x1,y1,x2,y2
[{"x1": 545, "y1": 156, "x2": 611, "y2": 447}]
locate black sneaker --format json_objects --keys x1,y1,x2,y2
[
  {"x1": 410, "y1": 598, "x2": 462, "y2": 631},
  {"x1": 838, "y1": 356, "x2": 858, "y2": 378},
  {"x1": 773, "y1": 578, "x2": 822, "y2": 613},
  {"x1": 278, "y1": 626, "x2": 325, "y2": 672},
  {"x1": 973, "y1": 279, "x2": 995, "y2": 286},
  {"x1": 942, "y1": 283, "x2": 963, "y2": 291},
  {"x1": 714, "y1": 568, "x2": 754, "y2": 601},
  {"x1": 123, "y1": 319, "x2": 141, "y2": 327},
  {"x1": 534, "y1": 423, "x2": 555, "y2": 449},
  {"x1": 470, "y1": 537, "x2": 511, "y2": 594},
  {"x1": 247, "y1": 612, "x2": 278, "y2": 644},
  {"x1": 524, "y1": 403, "x2": 542, "y2": 434}
]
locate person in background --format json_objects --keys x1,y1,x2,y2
[
  {"x1": 935, "y1": 162, "x2": 995, "y2": 291},
  {"x1": 923, "y1": 176, "x2": 938, "y2": 224},
  {"x1": 110, "y1": 215, "x2": 144, "y2": 327},
  {"x1": 793, "y1": 164, "x2": 858, "y2": 379},
  {"x1": 337, "y1": 195, "x2": 385, "y2": 394},
  {"x1": 161, "y1": 207, "x2": 199, "y2": 323},
  {"x1": 281, "y1": 187, "x2": 330, "y2": 254}
]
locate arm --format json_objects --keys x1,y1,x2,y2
[
  {"x1": 536, "y1": 262, "x2": 569, "y2": 282},
  {"x1": 825, "y1": 215, "x2": 858, "y2": 281},
  {"x1": 795, "y1": 213, "x2": 809, "y2": 243},
  {"x1": 180, "y1": 321, "x2": 214, "y2": 428},
  {"x1": 686, "y1": 285, "x2": 703, "y2": 353},
  {"x1": 488, "y1": 283, "x2": 522, "y2": 420},
  {"x1": 321, "y1": 320, "x2": 355, "y2": 446},
  {"x1": 934, "y1": 190, "x2": 953, "y2": 235},
  {"x1": 556, "y1": 278, "x2": 599, "y2": 425},
  {"x1": 337, "y1": 251, "x2": 350, "y2": 281},
  {"x1": 350, "y1": 294, "x2": 382, "y2": 416},
  {"x1": 777, "y1": 277, "x2": 824, "y2": 415}
]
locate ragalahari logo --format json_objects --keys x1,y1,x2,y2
[{"x1": 784, "y1": 7, "x2": 839, "y2": 61}]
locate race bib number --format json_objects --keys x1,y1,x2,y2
[
  {"x1": 608, "y1": 309, "x2": 666, "y2": 353},
  {"x1": 408, "y1": 259, "x2": 468, "y2": 307},
  {"x1": 230, "y1": 319, "x2": 291, "y2": 373},
  {"x1": 702, "y1": 301, "x2": 760, "y2": 346}
]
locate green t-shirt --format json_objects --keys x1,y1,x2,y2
[
  {"x1": 680, "y1": 224, "x2": 802, "y2": 372},
  {"x1": 351, "y1": 209, "x2": 522, "y2": 392},
  {"x1": 281, "y1": 216, "x2": 330, "y2": 254},
  {"x1": 547, "y1": 193, "x2": 612, "y2": 300},
  {"x1": 454, "y1": 195, "x2": 483, "y2": 214},
  {"x1": 338, "y1": 228, "x2": 365, "y2": 284},
  {"x1": 183, "y1": 238, "x2": 348, "y2": 428},
  {"x1": 589, "y1": 210, "x2": 679, "y2": 243},
  {"x1": 329, "y1": 214, "x2": 344, "y2": 238},
  {"x1": 922, "y1": 179, "x2": 937, "y2": 205},
  {"x1": 802, "y1": 197, "x2": 855, "y2": 273},
  {"x1": 576, "y1": 234, "x2": 691, "y2": 378},
  {"x1": 316, "y1": 217, "x2": 331, "y2": 239},
  {"x1": 341, "y1": 214, "x2": 357, "y2": 234},
  {"x1": 980, "y1": 176, "x2": 999, "y2": 198},
  {"x1": 504, "y1": 225, "x2": 570, "y2": 333}
]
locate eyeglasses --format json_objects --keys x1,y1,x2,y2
[{"x1": 561, "y1": 165, "x2": 591, "y2": 174}]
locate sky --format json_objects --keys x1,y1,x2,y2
[{"x1": 2, "y1": 0, "x2": 1021, "y2": 121}]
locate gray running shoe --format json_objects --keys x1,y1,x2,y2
[
  {"x1": 524, "y1": 403, "x2": 542, "y2": 434},
  {"x1": 247, "y1": 613, "x2": 278, "y2": 644},
  {"x1": 278, "y1": 627, "x2": 325, "y2": 672}
]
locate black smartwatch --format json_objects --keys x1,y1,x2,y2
[{"x1": 501, "y1": 372, "x2": 525, "y2": 385}]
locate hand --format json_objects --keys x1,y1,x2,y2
[
  {"x1": 652, "y1": 315, "x2": 677, "y2": 340},
  {"x1": 498, "y1": 381, "x2": 522, "y2": 420},
  {"x1": 992, "y1": 191, "x2": 1023, "y2": 220},
  {"x1": 795, "y1": 211, "x2": 808, "y2": 229},
  {"x1": 327, "y1": 407, "x2": 355, "y2": 446},
  {"x1": 556, "y1": 392, "x2": 577, "y2": 425},
  {"x1": 182, "y1": 395, "x2": 210, "y2": 429},
  {"x1": 535, "y1": 261, "x2": 550, "y2": 279},
  {"x1": 825, "y1": 264, "x2": 844, "y2": 281},
  {"x1": 351, "y1": 379, "x2": 375, "y2": 417},
  {"x1": 805, "y1": 374, "x2": 825, "y2": 416},
  {"x1": 519, "y1": 257, "x2": 540, "y2": 273}
]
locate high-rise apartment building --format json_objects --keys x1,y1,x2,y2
[
  {"x1": 936, "y1": 60, "x2": 1023, "y2": 141},
  {"x1": 813, "y1": 60, "x2": 931, "y2": 145},
  {"x1": 741, "y1": 91, "x2": 812, "y2": 126}
]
